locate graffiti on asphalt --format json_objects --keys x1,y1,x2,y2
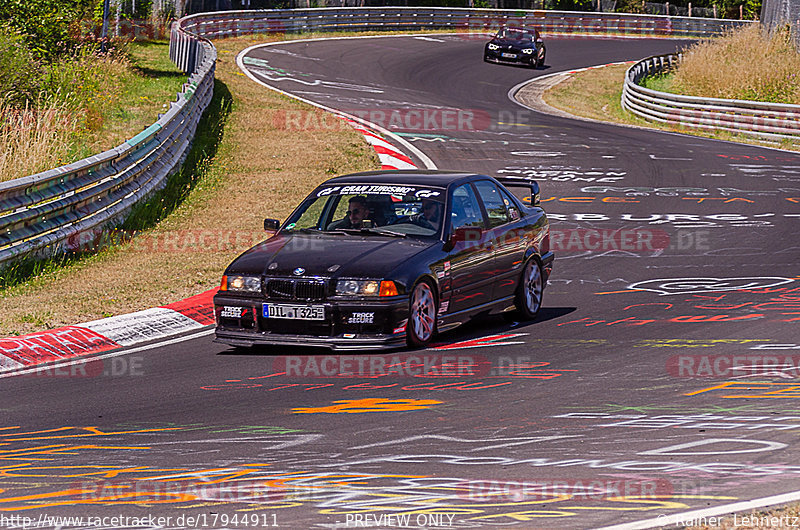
[
  {"x1": 291, "y1": 398, "x2": 443, "y2": 414},
  {"x1": 497, "y1": 165, "x2": 626, "y2": 183},
  {"x1": 621, "y1": 277, "x2": 797, "y2": 296},
  {"x1": 311, "y1": 452, "x2": 795, "y2": 475},
  {"x1": 560, "y1": 403, "x2": 800, "y2": 415},
  {"x1": 686, "y1": 382, "x2": 800, "y2": 399},
  {"x1": 555, "y1": 278, "x2": 800, "y2": 328},
  {"x1": 635, "y1": 339, "x2": 771, "y2": 348},
  {"x1": 242, "y1": 57, "x2": 385, "y2": 94},
  {"x1": 201, "y1": 333, "x2": 579, "y2": 392},
  {"x1": 0, "y1": 425, "x2": 741, "y2": 521},
  {"x1": 539, "y1": 195, "x2": 800, "y2": 205},
  {"x1": 544, "y1": 212, "x2": 798, "y2": 229},
  {"x1": 580, "y1": 185, "x2": 800, "y2": 197},
  {"x1": 553, "y1": 412, "x2": 800, "y2": 431}
]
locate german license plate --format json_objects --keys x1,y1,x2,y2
[
  {"x1": 263, "y1": 303, "x2": 325, "y2": 320},
  {"x1": 501, "y1": 52, "x2": 516, "y2": 58}
]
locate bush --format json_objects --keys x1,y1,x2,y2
[
  {"x1": 0, "y1": 27, "x2": 42, "y2": 105},
  {"x1": 0, "y1": 0, "x2": 95, "y2": 60}
]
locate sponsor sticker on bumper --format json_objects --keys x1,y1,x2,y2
[{"x1": 221, "y1": 306, "x2": 244, "y2": 318}]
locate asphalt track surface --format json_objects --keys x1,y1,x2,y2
[{"x1": 2, "y1": 34, "x2": 800, "y2": 529}]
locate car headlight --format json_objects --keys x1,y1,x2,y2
[
  {"x1": 336, "y1": 279, "x2": 399, "y2": 297},
  {"x1": 487, "y1": 43, "x2": 499, "y2": 51},
  {"x1": 522, "y1": 48, "x2": 534, "y2": 54},
  {"x1": 336, "y1": 279, "x2": 381, "y2": 296},
  {"x1": 222, "y1": 274, "x2": 261, "y2": 293}
]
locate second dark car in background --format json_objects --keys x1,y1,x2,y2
[{"x1": 484, "y1": 26, "x2": 546, "y2": 68}]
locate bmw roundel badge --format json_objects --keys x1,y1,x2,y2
[{"x1": 293, "y1": 267, "x2": 305, "y2": 276}]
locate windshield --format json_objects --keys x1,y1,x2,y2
[
  {"x1": 284, "y1": 183, "x2": 446, "y2": 238},
  {"x1": 497, "y1": 28, "x2": 533, "y2": 41}
]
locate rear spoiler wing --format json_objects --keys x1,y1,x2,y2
[{"x1": 494, "y1": 176, "x2": 541, "y2": 207}]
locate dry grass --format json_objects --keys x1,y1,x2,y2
[
  {"x1": 0, "y1": 43, "x2": 185, "y2": 182},
  {"x1": 543, "y1": 23, "x2": 800, "y2": 151},
  {"x1": 0, "y1": 100, "x2": 79, "y2": 179},
  {"x1": 542, "y1": 61, "x2": 799, "y2": 151},
  {"x1": 673, "y1": 23, "x2": 800, "y2": 104},
  {"x1": 0, "y1": 35, "x2": 379, "y2": 336},
  {"x1": 542, "y1": 64, "x2": 640, "y2": 124}
]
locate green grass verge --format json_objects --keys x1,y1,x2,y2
[{"x1": 81, "y1": 40, "x2": 188, "y2": 158}]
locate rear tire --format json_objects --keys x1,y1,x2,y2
[
  {"x1": 513, "y1": 258, "x2": 544, "y2": 320},
  {"x1": 406, "y1": 280, "x2": 437, "y2": 347}
]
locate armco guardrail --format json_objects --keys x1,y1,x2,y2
[
  {"x1": 0, "y1": 36, "x2": 216, "y2": 268},
  {"x1": 622, "y1": 54, "x2": 800, "y2": 142},
  {"x1": 171, "y1": 7, "x2": 747, "y2": 49},
  {"x1": 0, "y1": 8, "x2": 747, "y2": 270}
]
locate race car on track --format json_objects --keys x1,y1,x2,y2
[
  {"x1": 484, "y1": 26, "x2": 546, "y2": 68},
  {"x1": 213, "y1": 170, "x2": 553, "y2": 350}
]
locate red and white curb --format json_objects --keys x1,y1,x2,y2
[
  {"x1": 0, "y1": 36, "x2": 440, "y2": 374},
  {"x1": 0, "y1": 121, "x2": 418, "y2": 375},
  {"x1": 0, "y1": 120, "x2": 418, "y2": 375},
  {"x1": 343, "y1": 118, "x2": 417, "y2": 170},
  {"x1": 0, "y1": 289, "x2": 216, "y2": 374}
]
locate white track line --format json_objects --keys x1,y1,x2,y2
[
  {"x1": 237, "y1": 35, "x2": 441, "y2": 170},
  {"x1": 598, "y1": 490, "x2": 800, "y2": 529}
]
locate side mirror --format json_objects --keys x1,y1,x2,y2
[
  {"x1": 531, "y1": 181, "x2": 541, "y2": 207},
  {"x1": 264, "y1": 218, "x2": 280, "y2": 231}
]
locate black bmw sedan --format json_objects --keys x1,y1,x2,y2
[
  {"x1": 484, "y1": 26, "x2": 546, "y2": 68},
  {"x1": 213, "y1": 170, "x2": 553, "y2": 350}
]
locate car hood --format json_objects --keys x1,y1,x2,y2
[
  {"x1": 490, "y1": 38, "x2": 534, "y2": 48},
  {"x1": 226, "y1": 232, "x2": 431, "y2": 279}
]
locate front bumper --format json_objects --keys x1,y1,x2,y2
[
  {"x1": 484, "y1": 49, "x2": 536, "y2": 66},
  {"x1": 213, "y1": 293, "x2": 410, "y2": 351}
]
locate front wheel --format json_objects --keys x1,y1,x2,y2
[
  {"x1": 536, "y1": 47, "x2": 546, "y2": 68},
  {"x1": 407, "y1": 281, "x2": 437, "y2": 347},
  {"x1": 513, "y1": 258, "x2": 544, "y2": 320}
]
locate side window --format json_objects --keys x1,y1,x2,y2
[
  {"x1": 474, "y1": 181, "x2": 510, "y2": 229},
  {"x1": 500, "y1": 189, "x2": 521, "y2": 221},
  {"x1": 450, "y1": 184, "x2": 485, "y2": 231}
]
